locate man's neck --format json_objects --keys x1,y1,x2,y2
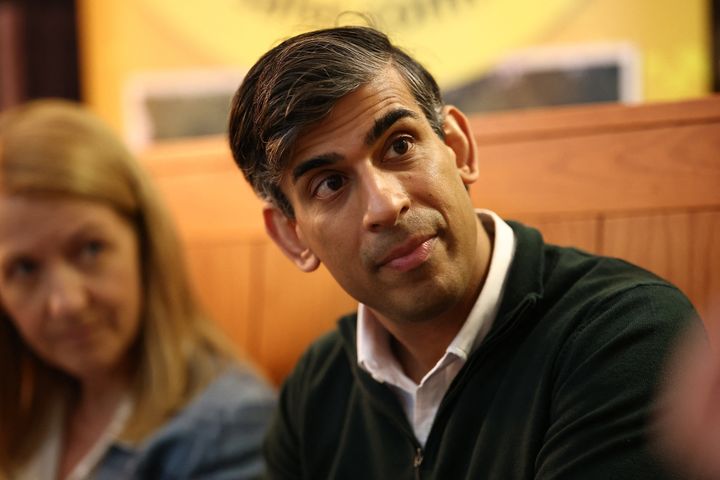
[{"x1": 386, "y1": 317, "x2": 466, "y2": 383}]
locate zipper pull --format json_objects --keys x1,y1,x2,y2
[{"x1": 414, "y1": 447, "x2": 424, "y2": 480}]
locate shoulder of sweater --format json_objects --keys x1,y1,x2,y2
[
  {"x1": 508, "y1": 219, "x2": 679, "y2": 293},
  {"x1": 279, "y1": 317, "x2": 358, "y2": 395},
  {"x1": 543, "y1": 242, "x2": 678, "y2": 290},
  {"x1": 295, "y1": 326, "x2": 351, "y2": 374}
]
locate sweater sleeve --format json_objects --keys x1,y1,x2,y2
[{"x1": 535, "y1": 283, "x2": 700, "y2": 480}]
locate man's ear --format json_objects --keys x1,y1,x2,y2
[
  {"x1": 442, "y1": 105, "x2": 480, "y2": 186},
  {"x1": 263, "y1": 204, "x2": 320, "y2": 272}
]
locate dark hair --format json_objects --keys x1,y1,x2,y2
[{"x1": 228, "y1": 26, "x2": 445, "y2": 218}]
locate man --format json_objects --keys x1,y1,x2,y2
[{"x1": 228, "y1": 26, "x2": 699, "y2": 479}]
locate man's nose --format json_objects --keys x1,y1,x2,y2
[
  {"x1": 361, "y1": 167, "x2": 410, "y2": 232},
  {"x1": 45, "y1": 266, "x2": 88, "y2": 320}
]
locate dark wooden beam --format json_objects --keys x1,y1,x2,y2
[
  {"x1": 0, "y1": 0, "x2": 80, "y2": 110},
  {"x1": 713, "y1": 0, "x2": 720, "y2": 92}
]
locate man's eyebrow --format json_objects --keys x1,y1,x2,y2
[
  {"x1": 364, "y1": 108, "x2": 419, "y2": 146},
  {"x1": 290, "y1": 108, "x2": 418, "y2": 184},
  {"x1": 291, "y1": 153, "x2": 342, "y2": 184}
]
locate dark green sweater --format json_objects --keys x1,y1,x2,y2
[{"x1": 264, "y1": 222, "x2": 699, "y2": 479}]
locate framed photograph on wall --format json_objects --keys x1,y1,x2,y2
[
  {"x1": 444, "y1": 42, "x2": 641, "y2": 114},
  {"x1": 123, "y1": 69, "x2": 245, "y2": 150}
]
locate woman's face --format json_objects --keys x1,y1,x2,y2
[{"x1": 0, "y1": 194, "x2": 142, "y2": 383}]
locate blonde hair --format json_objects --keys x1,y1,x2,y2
[{"x1": 0, "y1": 99, "x2": 237, "y2": 475}]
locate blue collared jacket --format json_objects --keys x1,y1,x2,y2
[{"x1": 96, "y1": 366, "x2": 276, "y2": 479}]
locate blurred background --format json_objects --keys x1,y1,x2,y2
[
  {"x1": 2, "y1": 0, "x2": 719, "y2": 384},
  {"x1": 1, "y1": 0, "x2": 718, "y2": 148}
]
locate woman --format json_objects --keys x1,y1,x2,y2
[{"x1": 0, "y1": 100, "x2": 276, "y2": 479}]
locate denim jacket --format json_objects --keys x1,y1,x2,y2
[{"x1": 96, "y1": 366, "x2": 276, "y2": 480}]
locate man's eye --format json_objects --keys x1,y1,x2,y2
[
  {"x1": 386, "y1": 136, "x2": 414, "y2": 159},
  {"x1": 313, "y1": 174, "x2": 347, "y2": 200}
]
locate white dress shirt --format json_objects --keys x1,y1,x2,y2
[{"x1": 357, "y1": 210, "x2": 516, "y2": 446}]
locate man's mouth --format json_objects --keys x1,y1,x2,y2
[{"x1": 378, "y1": 235, "x2": 437, "y2": 272}]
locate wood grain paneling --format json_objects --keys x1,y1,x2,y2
[
  {"x1": 153, "y1": 170, "x2": 265, "y2": 241},
  {"x1": 689, "y1": 211, "x2": 720, "y2": 323},
  {"x1": 471, "y1": 123, "x2": 720, "y2": 217},
  {"x1": 686, "y1": 211, "x2": 720, "y2": 345},
  {"x1": 469, "y1": 96, "x2": 720, "y2": 143},
  {"x1": 603, "y1": 210, "x2": 720, "y2": 340},
  {"x1": 255, "y1": 244, "x2": 356, "y2": 384},
  {"x1": 141, "y1": 138, "x2": 266, "y2": 242},
  {"x1": 184, "y1": 241, "x2": 258, "y2": 353},
  {"x1": 511, "y1": 215, "x2": 601, "y2": 253}
]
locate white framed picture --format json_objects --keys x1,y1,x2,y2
[
  {"x1": 443, "y1": 42, "x2": 641, "y2": 113},
  {"x1": 123, "y1": 68, "x2": 245, "y2": 150}
]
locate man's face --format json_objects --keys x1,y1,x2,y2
[{"x1": 273, "y1": 67, "x2": 487, "y2": 325}]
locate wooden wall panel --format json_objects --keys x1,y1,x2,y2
[
  {"x1": 184, "y1": 241, "x2": 257, "y2": 353},
  {"x1": 471, "y1": 123, "x2": 720, "y2": 217},
  {"x1": 141, "y1": 138, "x2": 266, "y2": 242},
  {"x1": 255, "y1": 244, "x2": 356, "y2": 384},
  {"x1": 469, "y1": 97, "x2": 720, "y2": 142},
  {"x1": 152, "y1": 170, "x2": 265, "y2": 242},
  {"x1": 686, "y1": 211, "x2": 720, "y2": 344},
  {"x1": 686, "y1": 209, "x2": 719, "y2": 340},
  {"x1": 603, "y1": 213, "x2": 693, "y2": 290},
  {"x1": 602, "y1": 210, "x2": 720, "y2": 342},
  {"x1": 682, "y1": 211, "x2": 720, "y2": 322},
  {"x1": 512, "y1": 215, "x2": 601, "y2": 253}
]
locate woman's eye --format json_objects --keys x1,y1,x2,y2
[
  {"x1": 79, "y1": 240, "x2": 105, "y2": 261},
  {"x1": 386, "y1": 136, "x2": 414, "y2": 159},
  {"x1": 313, "y1": 174, "x2": 347, "y2": 200},
  {"x1": 5, "y1": 258, "x2": 38, "y2": 282}
]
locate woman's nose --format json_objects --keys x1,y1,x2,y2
[{"x1": 45, "y1": 266, "x2": 88, "y2": 320}]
